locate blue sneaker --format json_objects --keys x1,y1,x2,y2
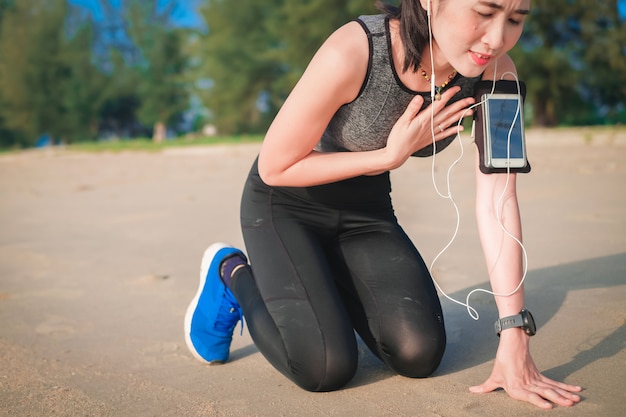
[{"x1": 184, "y1": 243, "x2": 245, "y2": 364}]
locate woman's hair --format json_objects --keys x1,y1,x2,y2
[{"x1": 376, "y1": 1, "x2": 430, "y2": 73}]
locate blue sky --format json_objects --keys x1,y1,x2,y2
[
  {"x1": 67, "y1": 0, "x2": 205, "y2": 28},
  {"x1": 70, "y1": 0, "x2": 626, "y2": 26}
]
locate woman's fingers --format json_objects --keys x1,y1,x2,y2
[
  {"x1": 470, "y1": 369, "x2": 582, "y2": 409},
  {"x1": 532, "y1": 376, "x2": 583, "y2": 407},
  {"x1": 401, "y1": 94, "x2": 425, "y2": 122},
  {"x1": 530, "y1": 385, "x2": 581, "y2": 408},
  {"x1": 418, "y1": 86, "x2": 475, "y2": 138}
]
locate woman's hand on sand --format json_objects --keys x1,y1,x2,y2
[{"x1": 469, "y1": 330, "x2": 582, "y2": 409}]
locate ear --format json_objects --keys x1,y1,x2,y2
[{"x1": 419, "y1": 0, "x2": 430, "y2": 14}]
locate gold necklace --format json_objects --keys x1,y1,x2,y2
[{"x1": 418, "y1": 65, "x2": 457, "y2": 101}]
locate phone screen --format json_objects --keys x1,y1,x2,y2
[{"x1": 486, "y1": 97, "x2": 524, "y2": 160}]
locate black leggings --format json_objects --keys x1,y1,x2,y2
[{"x1": 235, "y1": 159, "x2": 446, "y2": 392}]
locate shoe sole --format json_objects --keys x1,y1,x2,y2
[{"x1": 184, "y1": 242, "x2": 230, "y2": 364}]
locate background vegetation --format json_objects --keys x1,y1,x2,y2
[{"x1": 0, "y1": 0, "x2": 624, "y2": 149}]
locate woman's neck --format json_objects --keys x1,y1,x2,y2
[{"x1": 389, "y1": 19, "x2": 455, "y2": 92}]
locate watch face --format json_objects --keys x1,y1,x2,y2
[{"x1": 522, "y1": 309, "x2": 536, "y2": 336}]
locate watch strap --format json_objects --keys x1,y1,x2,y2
[{"x1": 494, "y1": 313, "x2": 525, "y2": 336}]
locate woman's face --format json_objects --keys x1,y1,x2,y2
[{"x1": 427, "y1": 0, "x2": 530, "y2": 76}]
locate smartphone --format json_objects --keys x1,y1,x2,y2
[{"x1": 481, "y1": 93, "x2": 528, "y2": 169}]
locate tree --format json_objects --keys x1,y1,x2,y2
[
  {"x1": 196, "y1": 1, "x2": 624, "y2": 132},
  {"x1": 191, "y1": 0, "x2": 283, "y2": 134},
  {"x1": 510, "y1": 0, "x2": 626, "y2": 126},
  {"x1": 266, "y1": 0, "x2": 379, "y2": 94},
  {"x1": 59, "y1": 5, "x2": 109, "y2": 140},
  {"x1": 0, "y1": 0, "x2": 13, "y2": 23},
  {"x1": 577, "y1": 1, "x2": 626, "y2": 124},
  {"x1": 194, "y1": 0, "x2": 378, "y2": 135},
  {"x1": 0, "y1": 0, "x2": 69, "y2": 143},
  {"x1": 0, "y1": 0, "x2": 19, "y2": 147},
  {"x1": 124, "y1": 0, "x2": 191, "y2": 142},
  {"x1": 97, "y1": 49, "x2": 144, "y2": 139},
  {"x1": 0, "y1": 0, "x2": 106, "y2": 145}
]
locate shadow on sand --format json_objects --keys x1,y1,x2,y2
[
  {"x1": 439, "y1": 252, "x2": 626, "y2": 377},
  {"x1": 348, "y1": 252, "x2": 626, "y2": 387},
  {"x1": 227, "y1": 253, "x2": 625, "y2": 388}
]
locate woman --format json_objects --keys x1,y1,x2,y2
[{"x1": 185, "y1": 0, "x2": 582, "y2": 408}]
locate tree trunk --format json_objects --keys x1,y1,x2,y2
[
  {"x1": 152, "y1": 121, "x2": 166, "y2": 143},
  {"x1": 533, "y1": 97, "x2": 558, "y2": 127}
]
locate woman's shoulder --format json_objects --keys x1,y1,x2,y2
[
  {"x1": 283, "y1": 19, "x2": 371, "y2": 110},
  {"x1": 326, "y1": 19, "x2": 370, "y2": 53},
  {"x1": 321, "y1": 13, "x2": 388, "y2": 57},
  {"x1": 314, "y1": 20, "x2": 370, "y2": 79}
]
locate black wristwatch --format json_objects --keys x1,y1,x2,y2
[{"x1": 494, "y1": 309, "x2": 536, "y2": 337}]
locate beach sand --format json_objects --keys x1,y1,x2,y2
[{"x1": 1, "y1": 128, "x2": 624, "y2": 416}]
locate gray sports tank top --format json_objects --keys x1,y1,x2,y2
[{"x1": 315, "y1": 14, "x2": 481, "y2": 157}]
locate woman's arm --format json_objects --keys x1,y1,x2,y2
[
  {"x1": 474, "y1": 155, "x2": 524, "y2": 317},
  {"x1": 470, "y1": 55, "x2": 582, "y2": 409},
  {"x1": 475, "y1": 55, "x2": 528, "y2": 316},
  {"x1": 258, "y1": 22, "x2": 474, "y2": 187}
]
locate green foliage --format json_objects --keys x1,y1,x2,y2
[
  {"x1": 510, "y1": 0, "x2": 626, "y2": 126},
  {"x1": 97, "y1": 48, "x2": 144, "y2": 138},
  {"x1": 193, "y1": 0, "x2": 377, "y2": 135},
  {"x1": 198, "y1": 0, "x2": 625, "y2": 132},
  {"x1": 58, "y1": 19, "x2": 109, "y2": 140},
  {"x1": 0, "y1": 0, "x2": 193, "y2": 147},
  {"x1": 0, "y1": 0, "x2": 14, "y2": 30},
  {"x1": 0, "y1": 0, "x2": 16, "y2": 147},
  {"x1": 268, "y1": 1, "x2": 378, "y2": 90},
  {"x1": 124, "y1": 0, "x2": 191, "y2": 141},
  {"x1": 190, "y1": 0, "x2": 282, "y2": 134},
  {"x1": 0, "y1": 0, "x2": 106, "y2": 145},
  {"x1": 0, "y1": 1, "x2": 624, "y2": 148}
]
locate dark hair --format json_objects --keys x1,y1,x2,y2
[{"x1": 376, "y1": 1, "x2": 430, "y2": 73}]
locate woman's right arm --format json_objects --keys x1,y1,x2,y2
[
  {"x1": 258, "y1": 21, "x2": 390, "y2": 187},
  {"x1": 258, "y1": 22, "x2": 473, "y2": 187}
]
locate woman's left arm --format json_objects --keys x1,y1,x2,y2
[{"x1": 469, "y1": 55, "x2": 582, "y2": 409}]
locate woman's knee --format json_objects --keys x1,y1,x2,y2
[
  {"x1": 383, "y1": 330, "x2": 446, "y2": 378},
  {"x1": 288, "y1": 349, "x2": 358, "y2": 392}
]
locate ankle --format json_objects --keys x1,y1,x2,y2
[{"x1": 219, "y1": 254, "x2": 246, "y2": 288}]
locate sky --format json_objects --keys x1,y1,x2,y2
[
  {"x1": 67, "y1": 0, "x2": 205, "y2": 28},
  {"x1": 69, "y1": 0, "x2": 626, "y2": 27}
]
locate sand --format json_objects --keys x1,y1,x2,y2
[{"x1": 1, "y1": 128, "x2": 625, "y2": 416}]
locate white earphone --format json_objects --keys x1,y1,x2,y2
[{"x1": 422, "y1": 0, "x2": 529, "y2": 320}]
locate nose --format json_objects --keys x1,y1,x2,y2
[{"x1": 481, "y1": 19, "x2": 505, "y2": 51}]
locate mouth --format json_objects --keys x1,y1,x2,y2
[{"x1": 470, "y1": 51, "x2": 493, "y2": 66}]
